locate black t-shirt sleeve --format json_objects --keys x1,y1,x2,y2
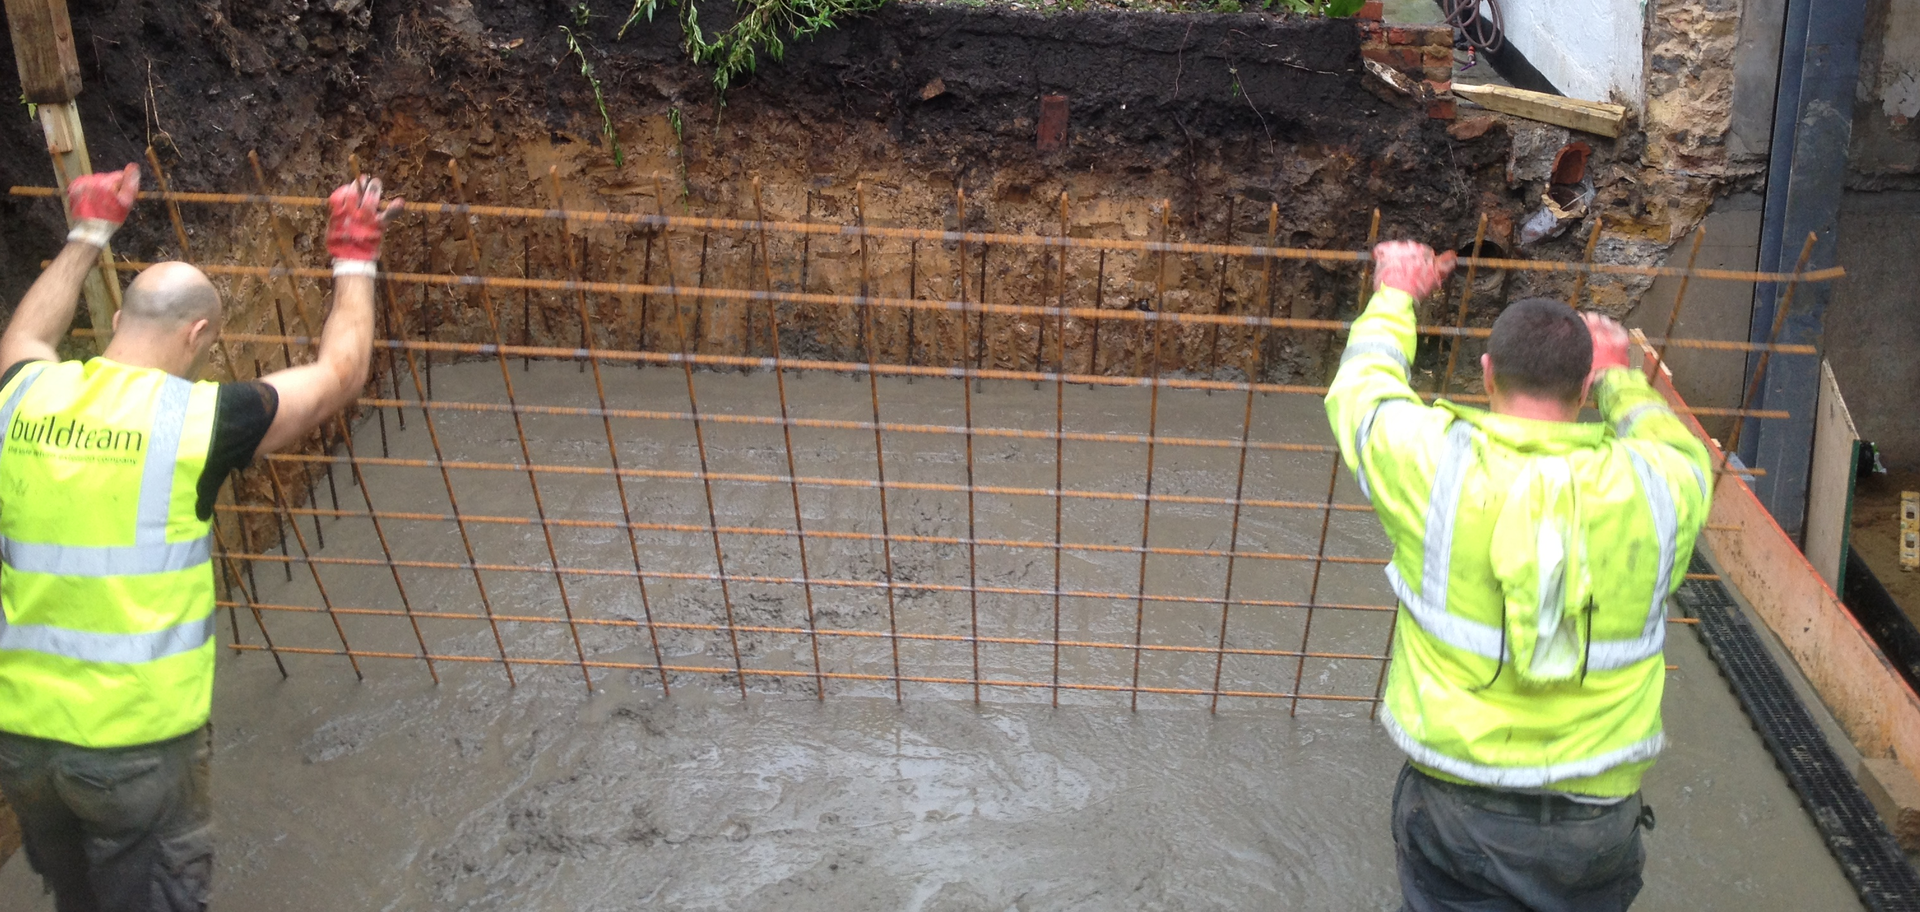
[
  {"x1": 196, "y1": 381, "x2": 279, "y2": 521},
  {"x1": 0, "y1": 359, "x2": 42, "y2": 390}
]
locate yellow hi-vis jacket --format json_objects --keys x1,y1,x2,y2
[
  {"x1": 1327, "y1": 288, "x2": 1711, "y2": 798},
  {"x1": 0, "y1": 358, "x2": 221, "y2": 749}
]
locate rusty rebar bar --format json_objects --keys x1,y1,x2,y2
[
  {"x1": 655, "y1": 175, "x2": 750, "y2": 700},
  {"x1": 451, "y1": 160, "x2": 591, "y2": 688},
  {"x1": 379, "y1": 275, "x2": 518, "y2": 684},
  {"x1": 1128, "y1": 202, "x2": 1173, "y2": 712},
  {"x1": 12, "y1": 185, "x2": 1845, "y2": 284},
  {"x1": 1648, "y1": 228, "x2": 1706, "y2": 383},
  {"x1": 1438, "y1": 213, "x2": 1488, "y2": 396},
  {"x1": 1052, "y1": 191, "x2": 1069, "y2": 707},
  {"x1": 857, "y1": 183, "x2": 906, "y2": 702},
  {"x1": 551, "y1": 166, "x2": 669, "y2": 694},
  {"x1": 755, "y1": 177, "x2": 826, "y2": 700},
  {"x1": 1722, "y1": 231, "x2": 1818, "y2": 469}
]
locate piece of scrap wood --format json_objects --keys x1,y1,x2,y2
[{"x1": 1452, "y1": 83, "x2": 1627, "y2": 138}]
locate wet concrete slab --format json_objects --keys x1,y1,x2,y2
[{"x1": 0, "y1": 363, "x2": 1866, "y2": 910}]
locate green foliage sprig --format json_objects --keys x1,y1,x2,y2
[
  {"x1": 621, "y1": 0, "x2": 886, "y2": 95},
  {"x1": 561, "y1": 26, "x2": 626, "y2": 166}
]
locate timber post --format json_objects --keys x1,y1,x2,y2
[{"x1": 4, "y1": 0, "x2": 122, "y2": 350}]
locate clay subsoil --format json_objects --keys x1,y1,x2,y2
[{"x1": 0, "y1": 0, "x2": 1539, "y2": 384}]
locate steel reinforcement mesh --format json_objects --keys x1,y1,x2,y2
[{"x1": 10, "y1": 160, "x2": 1833, "y2": 713}]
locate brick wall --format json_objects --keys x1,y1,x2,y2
[{"x1": 1355, "y1": 1, "x2": 1456, "y2": 119}]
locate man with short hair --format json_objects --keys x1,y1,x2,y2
[
  {"x1": 0, "y1": 164, "x2": 401, "y2": 911},
  {"x1": 1327, "y1": 241, "x2": 1712, "y2": 911}
]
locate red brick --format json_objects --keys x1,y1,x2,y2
[
  {"x1": 1362, "y1": 46, "x2": 1423, "y2": 71},
  {"x1": 1427, "y1": 99, "x2": 1457, "y2": 120},
  {"x1": 1386, "y1": 26, "x2": 1419, "y2": 45},
  {"x1": 1424, "y1": 46, "x2": 1455, "y2": 67},
  {"x1": 1358, "y1": 1, "x2": 1384, "y2": 20},
  {"x1": 1357, "y1": 20, "x2": 1383, "y2": 41},
  {"x1": 1421, "y1": 27, "x2": 1455, "y2": 47},
  {"x1": 1426, "y1": 80, "x2": 1453, "y2": 96},
  {"x1": 1425, "y1": 64, "x2": 1455, "y2": 83},
  {"x1": 1037, "y1": 94, "x2": 1068, "y2": 153}
]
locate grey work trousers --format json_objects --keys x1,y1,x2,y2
[
  {"x1": 0, "y1": 726, "x2": 213, "y2": 912},
  {"x1": 1393, "y1": 763, "x2": 1650, "y2": 912}
]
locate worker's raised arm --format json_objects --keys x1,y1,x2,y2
[
  {"x1": 255, "y1": 177, "x2": 403, "y2": 458},
  {"x1": 0, "y1": 165, "x2": 141, "y2": 368},
  {"x1": 1325, "y1": 242, "x2": 1455, "y2": 501},
  {"x1": 1583, "y1": 313, "x2": 1712, "y2": 505}
]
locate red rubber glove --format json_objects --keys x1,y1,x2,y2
[
  {"x1": 1584, "y1": 311, "x2": 1631, "y2": 382},
  {"x1": 326, "y1": 176, "x2": 403, "y2": 265},
  {"x1": 1372, "y1": 240, "x2": 1457, "y2": 300},
  {"x1": 65, "y1": 163, "x2": 140, "y2": 247}
]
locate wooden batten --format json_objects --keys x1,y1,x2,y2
[{"x1": 1452, "y1": 83, "x2": 1629, "y2": 138}]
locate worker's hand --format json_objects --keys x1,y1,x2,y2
[
  {"x1": 326, "y1": 176, "x2": 404, "y2": 268},
  {"x1": 1372, "y1": 241, "x2": 1456, "y2": 299},
  {"x1": 1584, "y1": 312, "x2": 1631, "y2": 380},
  {"x1": 64, "y1": 163, "x2": 141, "y2": 248}
]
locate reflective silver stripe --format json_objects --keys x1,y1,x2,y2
[
  {"x1": 0, "y1": 609, "x2": 214, "y2": 664},
  {"x1": 1338, "y1": 337, "x2": 1410, "y2": 378},
  {"x1": 1580, "y1": 451, "x2": 1681, "y2": 671},
  {"x1": 137, "y1": 377, "x2": 193, "y2": 544},
  {"x1": 0, "y1": 364, "x2": 50, "y2": 470},
  {"x1": 1380, "y1": 704, "x2": 1665, "y2": 789},
  {"x1": 1353, "y1": 398, "x2": 1420, "y2": 504},
  {"x1": 1387, "y1": 563, "x2": 1507, "y2": 660},
  {"x1": 0, "y1": 535, "x2": 211, "y2": 576},
  {"x1": 1384, "y1": 421, "x2": 1510, "y2": 660},
  {"x1": 1612, "y1": 403, "x2": 1671, "y2": 439}
]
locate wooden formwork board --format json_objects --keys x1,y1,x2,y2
[{"x1": 1640, "y1": 339, "x2": 1920, "y2": 785}]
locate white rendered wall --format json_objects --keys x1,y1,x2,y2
[{"x1": 1495, "y1": 0, "x2": 1646, "y2": 105}]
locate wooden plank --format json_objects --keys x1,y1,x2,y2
[
  {"x1": 35, "y1": 101, "x2": 120, "y2": 348},
  {"x1": 1806, "y1": 360, "x2": 1861, "y2": 592},
  {"x1": 2, "y1": 0, "x2": 81, "y2": 103},
  {"x1": 1636, "y1": 336, "x2": 1920, "y2": 789},
  {"x1": 1452, "y1": 83, "x2": 1628, "y2": 138}
]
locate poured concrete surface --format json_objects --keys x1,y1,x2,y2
[{"x1": 0, "y1": 363, "x2": 1867, "y2": 910}]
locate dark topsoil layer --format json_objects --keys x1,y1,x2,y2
[{"x1": 0, "y1": 1, "x2": 1510, "y2": 329}]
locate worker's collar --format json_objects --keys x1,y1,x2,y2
[{"x1": 1433, "y1": 399, "x2": 1608, "y2": 455}]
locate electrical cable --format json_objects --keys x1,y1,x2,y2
[{"x1": 1441, "y1": 0, "x2": 1504, "y2": 53}]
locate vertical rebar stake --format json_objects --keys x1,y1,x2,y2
[
  {"x1": 551, "y1": 166, "x2": 668, "y2": 694},
  {"x1": 261, "y1": 460, "x2": 362, "y2": 679},
  {"x1": 1052, "y1": 191, "x2": 1069, "y2": 708},
  {"x1": 210, "y1": 521, "x2": 285, "y2": 676},
  {"x1": 380, "y1": 276, "x2": 517, "y2": 684},
  {"x1": 1647, "y1": 229, "x2": 1705, "y2": 382},
  {"x1": 1205, "y1": 195, "x2": 1235, "y2": 383},
  {"x1": 755, "y1": 177, "x2": 827, "y2": 700},
  {"x1": 956, "y1": 188, "x2": 982, "y2": 703},
  {"x1": 1571, "y1": 216, "x2": 1603, "y2": 308},
  {"x1": 655, "y1": 175, "x2": 751, "y2": 700},
  {"x1": 1210, "y1": 202, "x2": 1278, "y2": 714},
  {"x1": 856, "y1": 183, "x2": 905, "y2": 702},
  {"x1": 1438, "y1": 213, "x2": 1489, "y2": 396},
  {"x1": 450, "y1": 160, "x2": 591, "y2": 687},
  {"x1": 1721, "y1": 231, "x2": 1817, "y2": 472},
  {"x1": 1128, "y1": 201, "x2": 1172, "y2": 711}
]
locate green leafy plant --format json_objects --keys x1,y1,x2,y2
[
  {"x1": 1269, "y1": 0, "x2": 1365, "y2": 14},
  {"x1": 621, "y1": 0, "x2": 887, "y2": 95},
  {"x1": 561, "y1": 26, "x2": 626, "y2": 166}
]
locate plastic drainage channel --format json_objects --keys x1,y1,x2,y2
[{"x1": 1676, "y1": 553, "x2": 1920, "y2": 911}]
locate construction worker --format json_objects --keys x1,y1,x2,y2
[
  {"x1": 0, "y1": 164, "x2": 400, "y2": 910},
  {"x1": 1327, "y1": 241, "x2": 1711, "y2": 911}
]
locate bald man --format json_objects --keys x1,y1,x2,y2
[{"x1": 0, "y1": 165, "x2": 400, "y2": 911}]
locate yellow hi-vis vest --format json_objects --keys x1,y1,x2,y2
[
  {"x1": 0, "y1": 358, "x2": 221, "y2": 749},
  {"x1": 1327, "y1": 289, "x2": 1712, "y2": 799}
]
